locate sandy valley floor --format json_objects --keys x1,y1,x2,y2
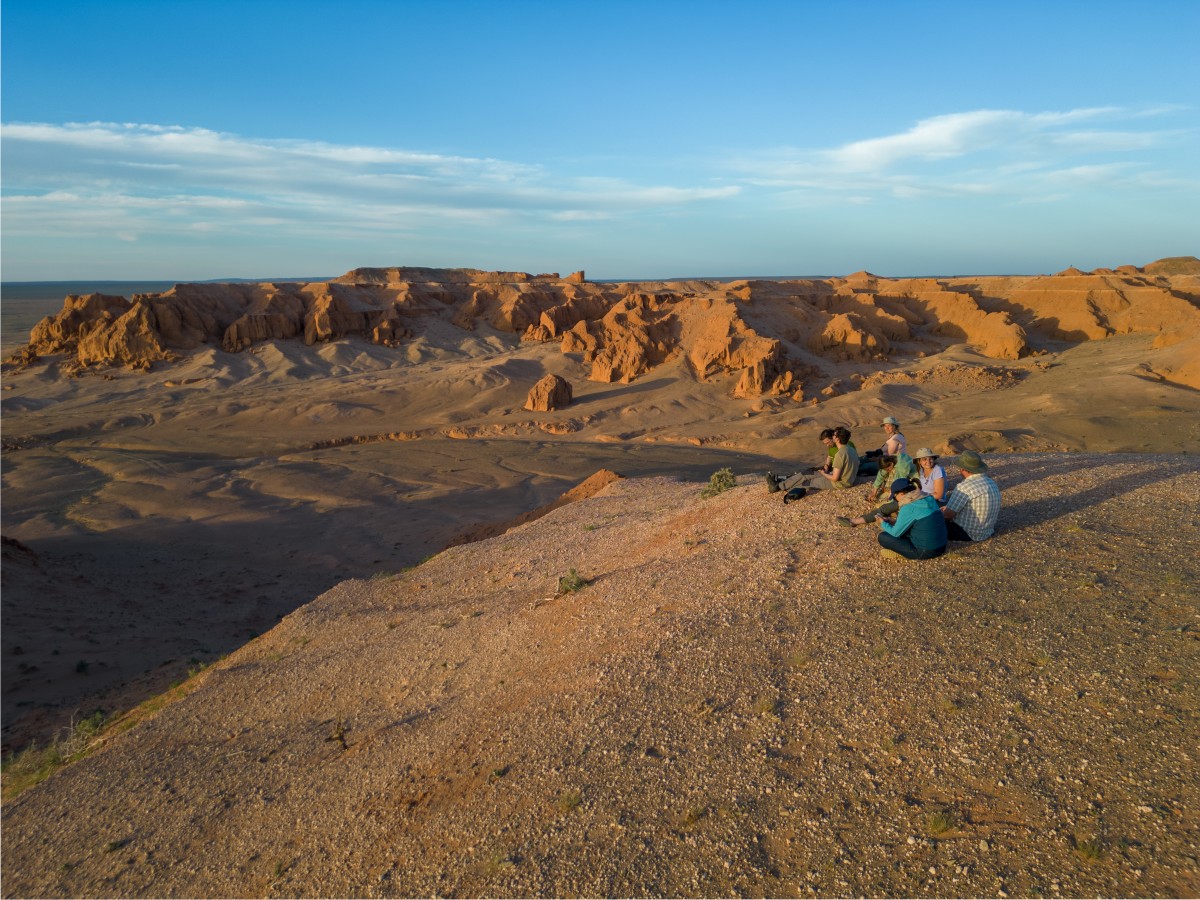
[{"x1": 3, "y1": 304, "x2": 1199, "y2": 756}]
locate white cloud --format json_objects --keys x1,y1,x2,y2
[
  {"x1": 0, "y1": 121, "x2": 740, "y2": 245},
  {"x1": 736, "y1": 106, "x2": 1196, "y2": 204}
]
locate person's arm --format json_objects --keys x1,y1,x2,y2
[
  {"x1": 868, "y1": 469, "x2": 886, "y2": 499},
  {"x1": 884, "y1": 435, "x2": 902, "y2": 455},
  {"x1": 881, "y1": 503, "x2": 917, "y2": 536},
  {"x1": 823, "y1": 448, "x2": 847, "y2": 482},
  {"x1": 931, "y1": 475, "x2": 946, "y2": 502}
]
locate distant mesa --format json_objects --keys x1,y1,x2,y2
[
  {"x1": 7, "y1": 259, "x2": 1200, "y2": 392},
  {"x1": 1143, "y1": 255, "x2": 1200, "y2": 276},
  {"x1": 332, "y1": 267, "x2": 585, "y2": 285}
]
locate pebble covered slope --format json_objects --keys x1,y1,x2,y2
[{"x1": 2, "y1": 453, "x2": 1198, "y2": 898}]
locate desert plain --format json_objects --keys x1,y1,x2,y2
[{"x1": 1, "y1": 260, "x2": 1198, "y2": 897}]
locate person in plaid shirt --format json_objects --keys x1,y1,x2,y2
[{"x1": 942, "y1": 450, "x2": 1001, "y2": 541}]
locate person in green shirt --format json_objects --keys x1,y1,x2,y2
[
  {"x1": 816, "y1": 427, "x2": 856, "y2": 474},
  {"x1": 834, "y1": 452, "x2": 914, "y2": 526},
  {"x1": 768, "y1": 427, "x2": 873, "y2": 496},
  {"x1": 804, "y1": 426, "x2": 860, "y2": 492}
]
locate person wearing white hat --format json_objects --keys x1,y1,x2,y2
[
  {"x1": 863, "y1": 416, "x2": 907, "y2": 462},
  {"x1": 912, "y1": 447, "x2": 947, "y2": 504}
]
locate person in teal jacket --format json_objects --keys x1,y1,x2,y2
[{"x1": 878, "y1": 478, "x2": 948, "y2": 561}]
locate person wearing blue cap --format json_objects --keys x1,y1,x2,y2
[{"x1": 877, "y1": 478, "x2": 948, "y2": 561}]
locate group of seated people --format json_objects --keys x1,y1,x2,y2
[{"x1": 765, "y1": 417, "x2": 1002, "y2": 562}]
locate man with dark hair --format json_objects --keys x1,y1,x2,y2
[
  {"x1": 767, "y1": 426, "x2": 860, "y2": 499},
  {"x1": 811, "y1": 427, "x2": 860, "y2": 490}
]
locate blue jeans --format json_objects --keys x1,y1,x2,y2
[{"x1": 878, "y1": 530, "x2": 946, "y2": 560}]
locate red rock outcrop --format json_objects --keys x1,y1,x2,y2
[
  {"x1": 524, "y1": 374, "x2": 573, "y2": 411},
  {"x1": 585, "y1": 293, "x2": 679, "y2": 384},
  {"x1": 12, "y1": 262, "x2": 1199, "y2": 391}
]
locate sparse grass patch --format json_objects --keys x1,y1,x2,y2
[
  {"x1": 688, "y1": 699, "x2": 717, "y2": 720},
  {"x1": 370, "y1": 571, "x2": 395, "y2": 581},
  {"x1": 480, "y1": 849, "x2": 517, "y2": 877},
  {"x1": 557, "y1": 789, "x2": 582, "y2": 812},
  {"x1": 1074, "y1": 835, "x2": 1105, "y2": 860},
  {"x1": 680, "y1": 804, "x2": 709, "y2": 829},
  {"x1": 397, "y1": 553, "x2": 437, "y2": 574},
  {"x1": 700, "y1": 467, "x2": 737, "y2": 498},
  {"x1": 753, "y1": 696, "x2": 779, "y2": 716},
  {"x1": 927, "y1": 808, "x2": 956, "y2": 836},
  {"x1": 1, "y1": 710, "x2": 106, "y2": 800},
  {"x1": 557, "y1": 568, "x2": 588, "y2": 594}
]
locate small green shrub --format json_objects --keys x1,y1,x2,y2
[
  {"x1": 2, "y1": 710, "x2": 107, "y2": 799},
  {"x1": 557, "y1": 568, "x2": 588, "y2": 594},
  {"x1": 927, "y1": 809, "x2": 955, "y2": 835},
  {"x1": 1074, "y1": 836, "x2": 1105, "y2": 860},
  {"x1": 700, "y1": 467, "x2": 737, "y2": 498},
  {"x1": 557, "y1": 790, "x2": 582, "y2": 812}
]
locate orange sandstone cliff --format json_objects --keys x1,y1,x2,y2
[{"x1": 10, "y1": 259, "x2": 1200, "y2": 391}]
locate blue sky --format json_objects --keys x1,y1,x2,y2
[{"x1": 2, "y1": 0, "x2": 1197, "y2": 280}]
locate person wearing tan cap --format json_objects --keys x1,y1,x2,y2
[
  {"x1": 863, "y1": 416, "x2": 907, "y2": 462},
  {"x1": 912, "y1": 447, "x2": 947, "y2": 504},
  {"x1": 942, "y1": 450, "x2": 1001, "y2": 541}
]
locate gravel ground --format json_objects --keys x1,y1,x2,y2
[{"x1": 2, "y1": 452, "x2": 1198, "y2": 898}]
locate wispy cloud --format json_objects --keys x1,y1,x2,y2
[
  {"x1": 736, "y1": 106, "x2": 1196, "y2": 203},
  {"x1": 0, "y1": 121, "x2": 739, "y2": 241}
]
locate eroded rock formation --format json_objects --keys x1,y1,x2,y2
[
  {"x1": 524, "y1": 374, "x2": 573, "y2": 411},
  {"x1": 11, "y1": 259, "x2": 1200, "y2": 392}
]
